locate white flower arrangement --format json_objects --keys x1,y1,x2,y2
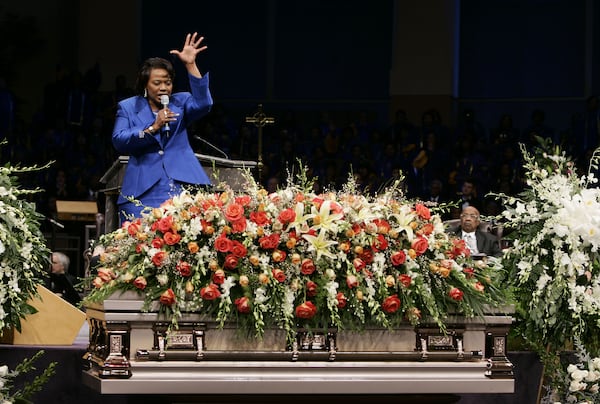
[
  {"x1": 0, "y1": 149, "x2": 51, "y2": 335},
  {"x1": 496, "y1": 139, "x2": 600, "y2": 402}
]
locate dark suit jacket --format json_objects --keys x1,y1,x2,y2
[
  {"x1": 112, "y1": 74, "x2": 213, "y2": 205},
  {"x1": 454, "y1": 228, "x2": 502, "y2": 258}
]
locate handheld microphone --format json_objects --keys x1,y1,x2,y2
[{"x1": 160, "y1": 95, "x2": 170, "y2": 133}]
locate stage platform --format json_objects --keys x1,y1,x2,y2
[{"x1": 0, "y1": 322, "x2": 543, "y2": 404}]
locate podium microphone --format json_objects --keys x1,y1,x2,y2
[
  {"x1": 160, "y1": 95, "x2": 170, "y2": 134},
  {"x1": 194, "y1": 135, "x2": 230, "y2": 160}
]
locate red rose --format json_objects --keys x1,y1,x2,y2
[
  {"x1": 259, "y1": 233, "x2": 280, "y2": 250},
  {"x1": 372, "y1": 234, "x2": 388, "y2": 252},
  {"x1": 224, "y1": 254, "x2": 239, "y2": 270},
  {"x1": 295, "y1": 301, "x2": 317, "y2": 319},
  {"x1": 159, "y1": 288, "x2": 176, "y2": 306},
  {"x1": 336, "y1": 292, "x2": 347, "y2": 308},
  {"x1": 231, "y1": 218, "x2": 247, "y2": 233},
  {"x1": 151, "y1": 237, "x2": 164, "y2": 249},
  {"x1": 373, "y1": 218, "x2": 390, "y2": 234},
  {"x1": 272, "y1": 268, "x2": 286, "y2": 283},
  {"x1": 300, "y1": 258, "x2": 316, "y2": 275},
  {"x1": 235, "y1": 195, "x2": 252, "y2": 207},
  {"x1": 176, "y1": 260, "x2": 192, "y2": 277},
  {"x1": 212, "y1": 269, "x2": 225, "y2": 284},
  {"x1": 200, "y1": 284, "x2": 221, "y2": 300},
  {"x1": 277, "y1": 208, "x2": 296, "y2": 224},
  {"x1": 463, "y1": 267, "x2": 475, "y2": 278},
  {"x1": 224, "y1": 203, "x2": 245, "y2": 222},
  {"x1": 391, "y1": 250, "x2": 407, "y2": 266},
  {"x1": 306, "y1": 280, "x2": 318, "y2": 297},
  {"x1": 415, "y1": 203, "x2": 431, "y2": 220},
  {"x1": 449, "y1": 287, "x2": 464, "y2": 301},
  {"x1": 152, "y1": 251, "x2": 167, "y2": 267},
  {"x1": 359, "y1": 248, "x2": 374, "y2": 264},
  {"x1": 214, "y1": 236, "x2": 232, "y2": 253},
  {"x1": 411, "y1": 237, "x2": 429, "y2": 256},
  {"x1": 230, "y1": 241, "x2": 248, "y2": 258},
  {"x1": 234, "y1": 296, "x2": 251, "y2": 313},
  {"x1": 135, "y1": 243, "x2": 146, "y2": 254},
  {"x1": 382, "y1": 294, "x2": 401, "y2": 313},
  {"x1": 346, "y1": 274, "x2": 359, "y2": 289},
  {"x1": 399, "y1": 274, "x2": 412, "y2": 288},
  {"x1": 133, "y1": 276, "x2": 147, "y2": 290},
  {"x1": 250, "y1": 211, "x2": 270, "y2": 226},
  {"x1": 353, "y1": 258, "x2": 366, "y2": 271},
  {"x1": 157, "y1": 216, "x2": 175, "y2": 233},
  {"x1": 163, "y1": 231, "x2": 181, "y2": 246}
]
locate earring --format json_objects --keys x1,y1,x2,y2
[{"x1": 143, "y1": 89, "x2": 147, "y2": 98}]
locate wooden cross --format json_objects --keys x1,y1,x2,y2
[{"x1": 245, "y1": 104, "x2": 275, "y2": 184}]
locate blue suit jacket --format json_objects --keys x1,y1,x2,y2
[{"x1": 112, "y1": 73, "x2": 213, "y2": 205}]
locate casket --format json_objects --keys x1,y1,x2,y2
[{"x1": 82, "y1": 292, "x2": 515, "y2": 395}]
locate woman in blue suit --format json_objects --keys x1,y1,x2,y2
[{"x1": 112, "y1": 32, "x2": 213, "y2": 221}]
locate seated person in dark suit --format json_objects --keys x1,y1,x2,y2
[
  {"x1": 454, "y1": 206, "x2": 502, "y2": 258},
  {"x1": 48, "y1": 251, "x2": 81, "y2": 307}
]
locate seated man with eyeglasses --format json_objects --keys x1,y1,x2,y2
[{"x1": 455, "y1": 206, "x2": 502, "y2": 258}]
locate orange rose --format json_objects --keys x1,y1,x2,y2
[
  {"x1": 159, "y1": 288, "x2": 176, "y2": 306},
  {"x1": 188, "y1": 241, "x2": 199, "y2": 254},
  {"x1": 382, "y1": 294, "x2": 401, "y2": 313},
  {"x1": 152, "y1": 251, "x2": 167, "y2": 267},
  {"x1": 277, "y1": 208, "x2": 296, "y2": 224},
  {"x1": 200, "y1": 284, "x2": 221, "y2": 301},
  {"x1": 414, "y1": 203, "x2": 431, "y2": 220},
  {"x1": 163, "y1": 231, "x2": 181, "y2": 246},
  {"x1": 224, "y1": 203, "x2": 245, "y2": 222},
  {"x1": 295, "y1": 301, "x2": 317, "y2": 319}
]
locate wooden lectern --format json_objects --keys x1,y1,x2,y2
[
  {"x1": 99, "y1": 154, "x2": 257, "y2": 234},
  {"x1": 55, "y1": 200, "x2": 98, "y2": 222}
]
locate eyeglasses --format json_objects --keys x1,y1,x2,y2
[{"x1": 460, "y1": 213, "x2": 480, "y2": 219}]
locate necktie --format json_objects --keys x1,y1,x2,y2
[{"x1": 465, "y1": 233, "x2": 478, "y2": 254}]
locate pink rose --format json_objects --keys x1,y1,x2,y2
[{"x1": 133, "y1": 276, "x2": 147, "y2": 290}]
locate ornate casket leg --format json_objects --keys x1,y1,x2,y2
[
  {"x1": 149, "y1": 322, "x2": 207, "y2": 361},
  {"x1": 291, "y1": 328, "x2": 337, "y2": 361},
  {"x1": 415, "y1": 326, "x2": 465, "y2": 361},
  {"x1": 484, "y1": 325, "x2": 514, "y2": 379},
  {"x1": 85, "y1": 320, "x2": 131, "y2": 379}
]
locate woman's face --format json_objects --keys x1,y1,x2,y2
[{"x1": 146, "y1": 68, "x2": 173, "y2": 108}]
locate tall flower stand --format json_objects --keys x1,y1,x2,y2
[{"x1": 82, "y1": 292, "x2": 515, "y2": 397}]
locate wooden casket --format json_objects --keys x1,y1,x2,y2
[{"x1": 82, "y1": 292, "x2": 515, "y2": 395}]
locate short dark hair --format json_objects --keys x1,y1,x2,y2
[{"x1": 135, "y1": 57, "x2": 175, "y2": 96}]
